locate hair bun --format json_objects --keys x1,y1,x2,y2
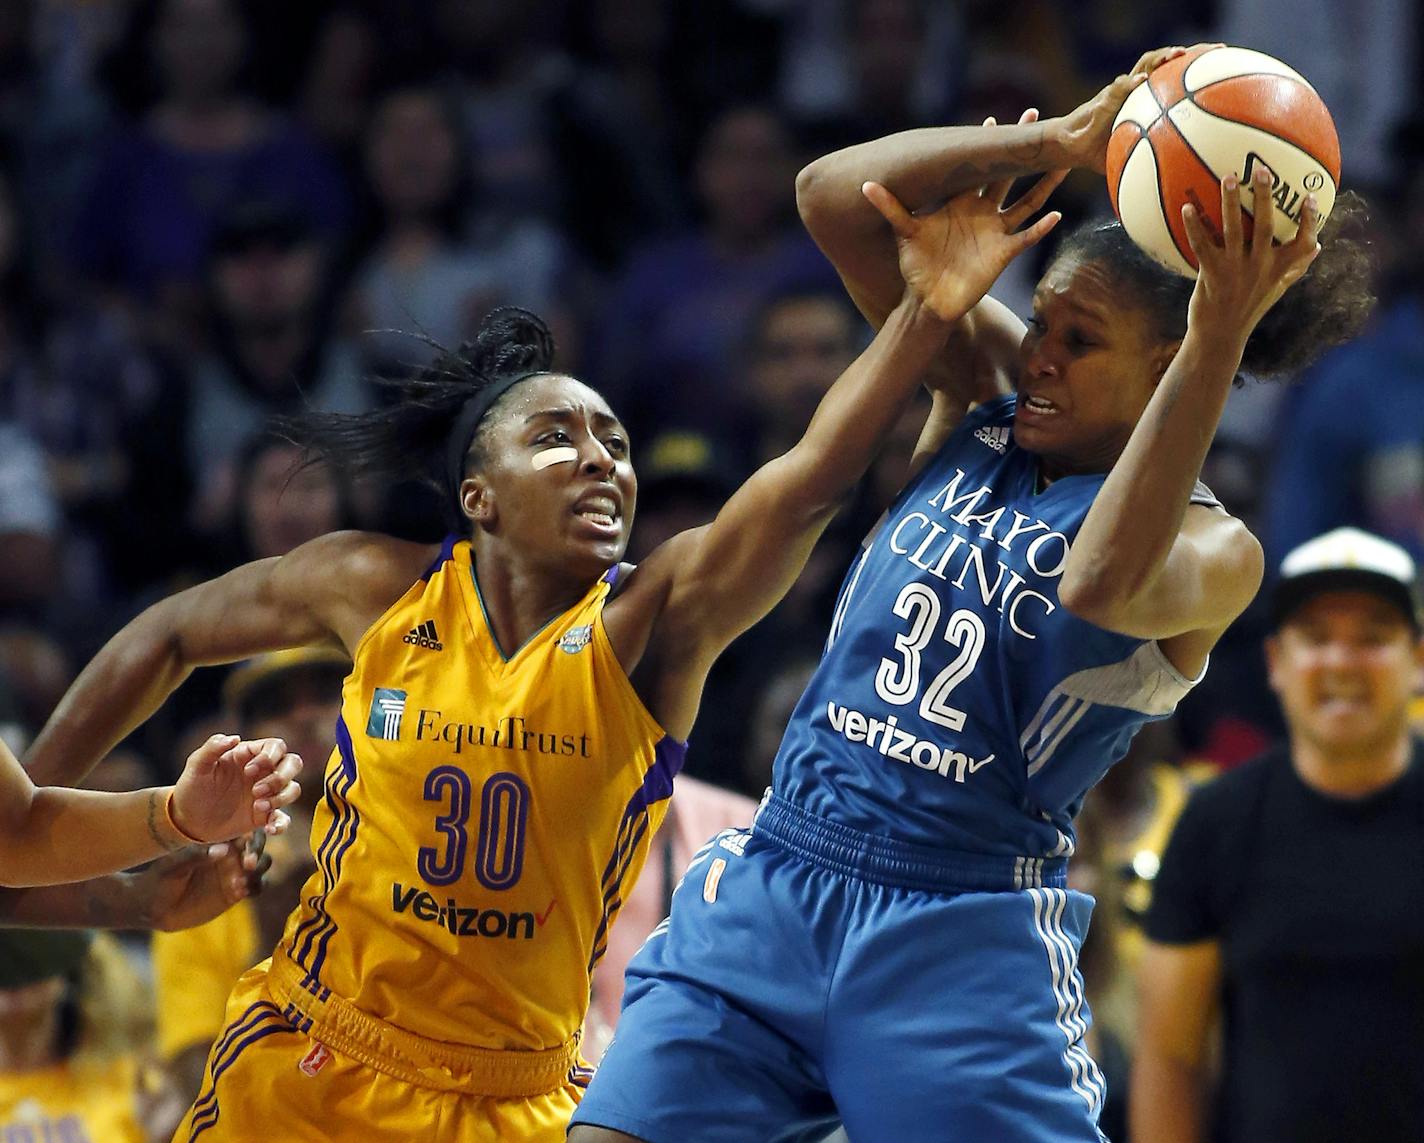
[{"x1": 464, "y1": 307, "x2": 556, "y2": 379}]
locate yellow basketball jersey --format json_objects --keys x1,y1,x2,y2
[{"x1": 276, "y1": 537, "x2": 682, "y2": 1053}]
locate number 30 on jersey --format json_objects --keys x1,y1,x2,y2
[{"x1": 418, "y1": 768, "x2": 530, "y2": 890}]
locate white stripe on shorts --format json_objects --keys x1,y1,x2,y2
[{"x1": 1029, "y1": 888, "x2": 1108, "y2": 1136}]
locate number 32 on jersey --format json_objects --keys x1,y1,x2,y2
[{"x1": 874, "y1": 583, "x2": 986, "y2": 732}]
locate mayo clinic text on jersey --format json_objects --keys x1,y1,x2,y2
[{"x1": 886, "y1": 467, "x2": 1071, "y2": 639}]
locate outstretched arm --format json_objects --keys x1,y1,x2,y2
[
  {"x1": 795, "y1": 46, "x2": 1190, "y2": 329},
  {"x1": 632, "y1": 176, "x2": 1062, "y2": 737},
  {"x1": 1059, "y1": 171, "x2": 1321, "y2": 663},
  {"x1": 24, "y1": 530, "x2": 418, "y2": 788},
  {"x1": 796, "y1": 47, "x2": 1193, "y2": 481},
  {"x1": 0, "y1": 733, "x2": 300, "y2": 887},
  {"x1": 0, "y1": 843, "x2": 270, "y2": 931}
]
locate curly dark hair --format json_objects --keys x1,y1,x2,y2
[
  {"x1": 273, "y1": 307, "x2": 560, "y2": 526},
  {"x1": 1051, "y1": 191, "x2": 1376, "y2": 380}
]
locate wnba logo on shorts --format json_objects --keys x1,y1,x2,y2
[{"x1": 298, "y1": 1042, "x2": 332, "y2": 1077}]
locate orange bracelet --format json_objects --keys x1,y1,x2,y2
[{"x1": 164, "y1": 789, "x2": 207, "y2": 846}]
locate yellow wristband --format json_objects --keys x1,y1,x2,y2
[{"x1": 164, "y1": 789, "x2": 207, "y2": 846}]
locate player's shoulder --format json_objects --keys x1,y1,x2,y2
[
  {"x1": 274, "y1": 531, "x2": 444, "y2": 625},
  {"x1": 613, "y1": 528, "x2": 705, "y2": 603},
  {"x1": 967, "y1": 392, "x2": 1017, "y2": 426},
  {"x1": 606, "y1": 561, "x2": 640, "y2": 599},
  {"x1": 1182, "y1": 497, "x2": 1255, "y2": 541},
  {"x1": 293, "y1": 529, "x2": 441, "y2": 580},
  {"x1": 599, "y1": 529, "x2": 702, "y2": 637},
  {"x1": 913, "y1": 394, "x2": 1017, "y2": 476}
]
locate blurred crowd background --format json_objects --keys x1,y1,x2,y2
[{"x1": 0, "y1": 1, "x2": 1419, "y2": 1139}]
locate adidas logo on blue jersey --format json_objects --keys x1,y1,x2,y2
[
  {"x1": 404, "y1": 619, "x2": 443, "y2": 651},
  {"x1": 974, "y1": 424, "x2": 1010, "y2": 454}
]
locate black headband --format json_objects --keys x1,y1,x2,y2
[{"x1": 444, "y1": 370, "x2": 548, "y2": 502}]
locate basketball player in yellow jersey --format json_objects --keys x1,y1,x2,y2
[{"x1": 21, "y1": 167, "x2": 1067, "y2": 1140}]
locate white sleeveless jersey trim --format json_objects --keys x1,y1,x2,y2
[{"x1": 1021, "y1": 642, "x2": 1207, "y2": 776}]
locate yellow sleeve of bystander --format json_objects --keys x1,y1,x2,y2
[{"x1": 150, "y1": 898, "x2": 260, "y2": 1059}]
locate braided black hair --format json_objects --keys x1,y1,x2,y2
[
  {"x1": 273, "y1": 307, "x2": 558, "y2": 526},
  {"x1": 1051, "y1": 191, "x2": 1376, "y2": 380}
]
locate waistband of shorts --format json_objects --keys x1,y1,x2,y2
[
  {"x1": 752, "y1": 793, "x2": 1066, "y2": 893},
  {"x1": 268, "y1": 949, "x2": 580, "y2": 1097}
]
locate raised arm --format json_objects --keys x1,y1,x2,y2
[
  {"x1": 1058, "y1": 172, "x2": 1322, "y2": 667},
  {"x1": 796, "y1": 47, "x2": 1193, "y2": 476},
  {"x1": 0, "y1": 733, "x2": 300, "y2": 887},
  {"x1": 24, "y1": 530, "x2": 419, "y2": 788},
  {"x1": 794, "y1": 46, "x2": 1190, "y2": 328},
  {"x1": 627, "y1": 176, "x2": 1062, "y2": 737},
  {"x1": 802, "y1": 111, "x2": 1059, "y2": 479}
]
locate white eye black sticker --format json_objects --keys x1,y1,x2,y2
[{"x1": 532, "y1": 446, "x2": 579, "y2": 471}]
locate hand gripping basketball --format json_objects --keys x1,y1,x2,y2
[
  {"x1": 1107, "y1": 45, "x2": 1341, "y2": 275},
  {"x1": 1057, "y1": 44, "x2": 1205, "y2": 174},
  {"x1": 1182, "y1": 167, "x2": 1322, "y2": 345}
]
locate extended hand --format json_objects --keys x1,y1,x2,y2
[
  {"x1": 1055, "y1": 45, "x2": 1216, "y2": 172},
  {"x1": 132, "y1": 839, "x2": 273, "y2": 931},
  {"x1": 862, "y1": 172, "x2": 1065, "y2": 324},
  {"x1": 170, "y1": 734, "x2": 303, "y2": 845},
  {"x1": 1183, "y1": 167, "x2": 1322, "y2": 346}
]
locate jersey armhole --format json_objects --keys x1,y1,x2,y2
[
  {"x1": 887, "y1": 392, "x2": 1017, "y2": 521},
  {"x1": 591, "y1": 609, "x2": 688, "y2": 750},
  {"x1": 1146, "y1": 638, "x2": 1210, "y2": 690},
  {"x1": 347, "y1": 542, "x2": 449, "y2": 664},
  {"x1": 605, "y1": 561, "x2": 637, "y2": 599}
]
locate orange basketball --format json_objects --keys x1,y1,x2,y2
[{"x1": 1106, "y1": 45, "x2": 1341, "y2": 277}]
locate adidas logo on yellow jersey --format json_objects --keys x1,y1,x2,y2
[{"x1": 403, "y1": 619, "x2": 443, "y2": 651}]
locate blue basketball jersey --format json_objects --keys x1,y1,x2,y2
[{"x1": 773, "y1": 395, "x2": 1212, "y2": 862}]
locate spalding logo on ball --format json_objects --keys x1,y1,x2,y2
[{"x1": 1106, "y1": 45, "x2": 1340, "y2": 277}]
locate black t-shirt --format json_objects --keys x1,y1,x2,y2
[{"x1": 1146, "y1": 741, "x2": 1424, "y2": 1143}]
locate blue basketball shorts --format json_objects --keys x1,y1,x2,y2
[{"x1": 570, "y1": 796, "x2": 1107, "y2": 1143}]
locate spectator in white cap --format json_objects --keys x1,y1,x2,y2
[{"x1": 1132, "y1": 527, "x2": 1424, "y2": 1143}]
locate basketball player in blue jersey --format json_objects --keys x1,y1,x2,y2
[
  {"x1": 21, "y1": 159, "x2": 1063, "y2": 1138},
  {"x1": 569, "y1": 47, "x2": 1377, "y2": 1143}
]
